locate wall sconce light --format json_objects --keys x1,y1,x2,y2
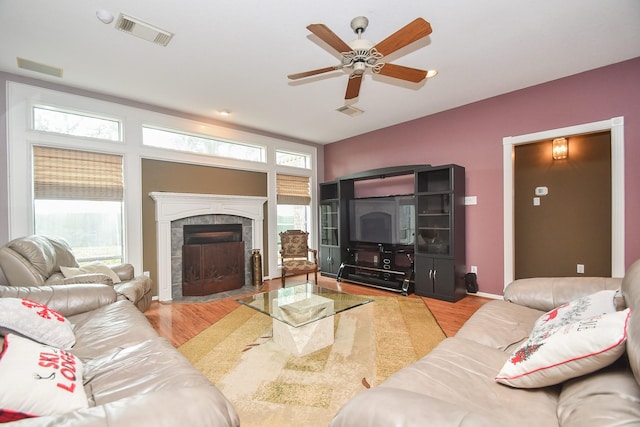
[{"x1": 552, "y1": 137, "x2": 568, "y2": 160}]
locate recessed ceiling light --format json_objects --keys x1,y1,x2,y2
[{"x1": 216, "y1": 109, "x2": 232, "y2": 116}]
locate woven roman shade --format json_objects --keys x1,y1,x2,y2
[
  {"x1": 33, "y1": 146, "x2": 124, "y2": 201},
  {"x1": 276, "y1": 174, "x2": 310, "y2": 205}
]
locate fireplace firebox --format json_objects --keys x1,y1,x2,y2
[{"x1": 182, "y1": 224, "x2": 244, "y2": 296}]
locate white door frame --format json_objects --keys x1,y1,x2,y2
[{"x1": 503, "y1": 117, "x2": 625, "y2": 288}]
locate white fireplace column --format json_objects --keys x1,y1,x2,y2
[{"x1": 150, "y1": 192, "x2": 267, "y2": 302}]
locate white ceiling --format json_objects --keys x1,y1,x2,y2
[{"x1": 1, "y1": 0, "x2": 639, "y2": 145}]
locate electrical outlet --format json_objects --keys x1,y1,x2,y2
[
  {"x1": 577, "y1": 264, "x2": 585, "y2": 274},
  {"x1": 143, "y1": 271, "x2": 150, "y2": 277},
  {"x1": 470, "y1": 265, "x2": 478, "y2": 274}
]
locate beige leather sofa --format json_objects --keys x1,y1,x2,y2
[
  {"x1": 331, "y1": 259, "x2": 640, "y2": 427},
  {"x1": 0, "y1": 235, "x2": 152, "y2": 312},
  {"x1": 0, "y1": 283, "x2": 239, "y2": 426}
]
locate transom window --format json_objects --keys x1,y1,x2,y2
[
  {"x1": 143, "y1": 126, "x2": 265, "y2": 162},
  {"x1": 276, "y1": 150, "x2": 311, "y2": 169},
  {"x1": 33, "y1": 106, "x2": 121, "y2": 141}
]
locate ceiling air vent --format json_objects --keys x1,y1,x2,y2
[
  {"x1": 17, "y1": 57, "x2": 63, "y2": 77},
  {"x1": 336, "y1": 105, "x2": 364, "y2": 117},
  {"x1": 115, "y1": 13, "x2": 174, "y2": 47}
]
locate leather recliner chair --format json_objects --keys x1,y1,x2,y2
[{"x1": 0, "y1": 235, "x2": 152, "y2": 312}]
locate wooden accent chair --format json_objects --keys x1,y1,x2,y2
[{"x1": 279, "y1": 230, "x2": 318, "y2": 287}]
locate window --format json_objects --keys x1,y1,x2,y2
[
  {"x1": 276, "y1": 174, "x2": 311, "y2": 264},
  {"x1": 143, "y1": 126, "x2": 265, "y2": 162},
  {"x1": 276, "y1": 150, "x2": 311, "y2": 169},
  {"x1": 32, "y1": 146, "x2": 124, "y2": 264},
  {"x1": 33, "y1": 106, "x2": 121, "y2": 141}
]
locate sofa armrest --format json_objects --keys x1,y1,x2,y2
[
  {"x1": 0, "y1": 284, "x2": 117, "y2": 317},
  {"x1": 330, "y1": 387, "x2": 503, "y2": 427},
  {"x1": 111, "y1": 263, "x2": 135, "y2": 281},
  {"x1": 503, "y1": 276, "x2": 623, "y2": 312}
]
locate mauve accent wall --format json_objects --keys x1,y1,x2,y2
[{"x1": 324, "y1": 57, "x2": 640, "y2": 296}]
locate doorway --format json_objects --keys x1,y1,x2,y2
[
  {"x1": 514, "y1": 132, "x2": 611, "y2": 278},
  {"x1": 503, "y1": 117, "x2": 625, "y2": 288}
]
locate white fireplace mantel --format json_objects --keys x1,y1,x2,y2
[{"x1": 150, "y1": 192, "x2": 267, "y2": 301}]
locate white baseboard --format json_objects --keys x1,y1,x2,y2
[{"x1": 468, "y1": 291, "x2": 502, "y2": 300}]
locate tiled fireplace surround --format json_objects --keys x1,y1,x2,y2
[{"x1": 150, "y1": 192, "x2": 267, "y2": 302}]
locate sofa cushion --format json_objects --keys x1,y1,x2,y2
[
  {"x1": 8, "y1": 235, "x2": 58, "y2": 279},
  {"x1": 379, "y1": 337, "x2": 561, "y2": 427},
  {"x1": 622, "y1": 259, "x2": 640, "y2": 385},
  {"x1": 0, "y1": 334, "x2": 88, "y2": 421},
  {"x1": 455, "y1": 300, "x2": 543, "y2": 352},
  {"x1": 0, "y1": 297, "x2": 75, "y2": 349},
  {"x1": 69, "y1": 300, "x2": 160, "y2": 360},
  {"x1": 557, "y1": 356, "x2": 640, "y2": 427},
  {"x1": 496, "y1": 309, "x2": 630, "y2": 388}
]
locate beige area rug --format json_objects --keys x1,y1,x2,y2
[{"x1": 179, "y1": 296, "x2": 446, "y2": 427}]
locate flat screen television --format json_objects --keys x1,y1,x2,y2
[{"x1": 349, "y1": 195, "x2": 415, "y2": 246}]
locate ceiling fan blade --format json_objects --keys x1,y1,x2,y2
[
  {"x1": 373, "y1": 18, "x2": 432, "y2": 57},
  {"x1": 345, "y1": 75, "x2": 363, "y2": 100},
  {"x1": 376, "y1": 63, "x2": 428, "y2": 83},
  {"x1": 288, "y1": 65, "x2": 343, "y2": 80},
  {"x1": 307, "y1": 23, "x2": 352, "y2": 54}
]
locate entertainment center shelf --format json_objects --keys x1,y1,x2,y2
[{"x1": 319, "y1": 164, "x2": 466, "y2": 302}]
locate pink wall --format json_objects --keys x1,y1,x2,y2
[{"x1": 324, "y1": 57, "x2": 640, "y2": 296}]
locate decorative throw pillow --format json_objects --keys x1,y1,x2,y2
[
  {"x1": 530, "y1": 289, "x2": 621, "y2": 342},
  {"x1": 0, "y1": 334, "x2": 88, "y2": 422},
  {"x1": 60, "y1": 261, "x2": 121, "y2": 284},
  {"x1": 0, "y1": 298, "x2": 75, "y2": 349},
  {"x1": 495, "y1": 308, "x2": 631, "y2": 388}
]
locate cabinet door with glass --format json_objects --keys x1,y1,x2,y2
[
  {"x1": 320, "y1": 200, "x2": 339, "y2": 246},
  {"x1": 416, "y1": 194, "x2": 451, "y2": 256}
]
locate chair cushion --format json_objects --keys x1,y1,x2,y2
[{"x1": 282, "y1": 259, "x2": 317, "y2": 272}]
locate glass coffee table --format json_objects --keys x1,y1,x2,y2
[{"x1": 236, "y1": 283, "x2": 373, "y2": 356}]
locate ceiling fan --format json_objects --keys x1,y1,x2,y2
[{"x1": 288, "y1": 16, "x2": 436, "y2": 101}]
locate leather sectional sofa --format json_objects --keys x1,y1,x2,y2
[
  {"x1": 331, "y1": 259, "x2": 640, "y2": 427},
  {"x1": 0, "y1": 283, "x2": 240, "y2": 426},
  {"x1": 0, "y1": 235, "x2": 152, "y2": 312}
]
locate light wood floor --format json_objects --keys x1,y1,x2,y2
[{"x1": 145, "y1": 275, "x2": 491, "y2": 348}]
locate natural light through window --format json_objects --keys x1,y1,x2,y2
[
  {"x1": 143, "y1": 126, "x2": 265, "y2": 162},
  {"x1": 276, "y1": 150, "x2": 311, "y2": 169},
  {"x1": 34, "y1": 200, "x2": 123, "y2": 264},
  {"x1": 33, "y1": 106, "x2": 121, "y2": 141}
]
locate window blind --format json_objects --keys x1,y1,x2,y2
[
  {"x1": 33, "y1": 146, "x2": 124, "y2": 201},
  {"x1": 276, "y1": 174, "x2": 310, "y2": 205}
]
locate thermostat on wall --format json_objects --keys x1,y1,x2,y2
[{"x1": 534, "y1": 186, "x2": 548, "y2": 196}]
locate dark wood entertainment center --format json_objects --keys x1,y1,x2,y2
[{"x1": 319, "y1": 164, "x2": 467, "y2": 301}]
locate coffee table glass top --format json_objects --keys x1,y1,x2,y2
[{"x1": 236, "y1": 283, "x2": 373, "y2": 327}]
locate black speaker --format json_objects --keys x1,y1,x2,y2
[{"x1": 464, "y1": 272, "x2": 478, "y2": 293}]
